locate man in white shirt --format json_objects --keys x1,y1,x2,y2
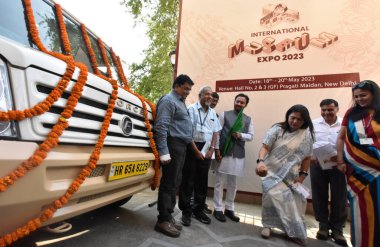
[
  {"x1": 178, "y1": 86, "x2": 222, "y2": 226},
  {"x1": 213, "y1": 94, "x2": 254, "y2": 222},
  {"x1": 311, "y1": 99, "x2": 348, "y2": 246}
]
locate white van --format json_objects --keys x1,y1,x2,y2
[{"x1": 0, "y1": 0, "x2": 156, "y2": 238}]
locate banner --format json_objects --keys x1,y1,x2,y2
[{"x1": 176, "y1": 0, "x2": 380, "y2": 194}]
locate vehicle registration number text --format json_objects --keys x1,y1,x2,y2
[{"x1": 108, "y1": 160, "x2": 149, "y2": 181}]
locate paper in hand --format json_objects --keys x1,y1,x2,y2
[
  {"x1": 201, "y1": 141, "x2": 215, "y2": 159},
  {"x1": 313, "y1": 143, "x2": 337, "y2": 170}
]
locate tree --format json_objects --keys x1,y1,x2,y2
[{"x1": 121, "y1": 0, "x2": 179, "y2": 103}]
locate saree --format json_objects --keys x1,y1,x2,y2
[
  {"x1": 261, "y1": 125, "x2": 313, "y2": 240},
  {"x1": 344, "y1": 114, "x2": 380, "y2": 247}
]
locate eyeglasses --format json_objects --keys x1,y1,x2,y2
[{"x1": 352, "y1": 81, "x2": 372, "y2": 90}]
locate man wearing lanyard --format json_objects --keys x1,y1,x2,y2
[
  {"x1": 179, "y1": 86, "x2": 221, "y2": 226},
  {"x1": 311, "y1": 99, "x2": 348, "y2": 246}
]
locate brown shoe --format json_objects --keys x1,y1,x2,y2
[
  {"x1": 154, "y1": 221, "x2": 180, "y2": 238},
  {"x1": 170, "y1": 218, "x2": 182, "y2": 231},
  {"x1": 331, "y1": 231, "x2": 348, "y2": 246},
  {"x1": 316, "y1": 228, "x2": 329, "y2": 240}
]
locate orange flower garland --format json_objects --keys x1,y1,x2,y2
[
  {"x1": 0, "y1": 68, "x2": 117, "y2": 247},
  {"x1": 132, "y1": 94, "x2": 160, "y2": 189},
  {"x1": 97, "y1": 37, "x2": 113, "y2": 78},
  {"x1": 0, "y1": 61, "x2": 88, "y2": 193},
  {"x1": 0, "y1": 56, "x2": 75, "y2": 122},
  {"x1": 55, "y1": 4, "x2": 71, "y2": 54},
  {"x1": 80, "y1": 23, "x2": 100, "y2": 75},
  {"x1": 0, "y1": 0, "x2": 159, "y2": 245},
  {"x1": 110, "y1": 48, "x2": 129, "y2": 89},
  {"x1": 77, "y1": 18, "x2": 160, "y2": 189},
  {"x1": 109, "y1": 47, "x2": 160, "y2": 189}
]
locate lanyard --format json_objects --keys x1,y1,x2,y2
[
  {"x1": 198, "y1": 108, "x2": 209, "y2": 131},
  {"x1": 362, "y1": 114, "x2": 374, "y2": 135}
]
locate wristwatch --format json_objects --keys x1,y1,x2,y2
[{"x1": 256, "y1": 158, "x2": 265, "y2": 164}]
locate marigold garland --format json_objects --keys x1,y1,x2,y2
[
  {"x1": 0, "y1": 0, "x2": 159, "y2": 245},
  {"x1": 97, "y1": 38, "x2": 112, "y2": 78},
  {"x1": 0, "y1": 56, "x2": 75, "y2": 122},
  {"x1": 55, "y1": 4, "x2": 71, "y2": 54},
  {"x1": 110, "y1": 48, "x2": 129, "y2": 89},
  {"x1": 80, "y1": 23, "x2": 100, "y2": 75},
  {"x1": 109, "y1": 48, "x2": 160, "y2": 189},
  {"x1": 111, "y1": 49, "x2": 160, "y2": 190},
  {"x1": 109, "y1": 45, "x2": 160, "y2": 188},
  {"x1": 0, "y1": 62, "x2": 87, "y2": 192}
]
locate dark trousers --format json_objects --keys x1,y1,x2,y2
[
  {"x1": 310, "y1": 162, "x2": 348, "y2": 233},
  {"x1": 157, "y1": 138, "x2": 188, "y2": 222},
  {"x1": 179, "y1": 142, "x2": 211, "y2": 216}
]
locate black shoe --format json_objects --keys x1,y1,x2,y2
[
  {"x1": 203, "y1": 204, "x2": 212, "y2": 214},
  {"x1": 316, "y1": 227, "x2": 329, "y2": 240},
  {"x1": 154, "y1": 221, "x2": 180, "y2": 238},
  {"x1": 181, "y1": 214, "x2": 191, "y2": 227},
  {"x1": 224, "y1": 209, "x2": 240, "y2": 222},
  {"x1": 331, "y1": 230, "x2": 348, "y2": 246},
  {"x1": 213, "y1": 210, "x2": 226, "y2": 222},
  {"x1": 193, "y1": 211, "x2": 211, "y2": 224}
]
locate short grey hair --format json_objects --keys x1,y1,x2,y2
[{"x1": 198, "y1": 86, "x2": 212, "y2": 98}]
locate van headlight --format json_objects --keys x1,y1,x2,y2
[{"x1": 0, "y1": 59, "x2": 18, "y2": 138}]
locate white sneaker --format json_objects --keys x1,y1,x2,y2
[{"x1": 261, "y1": 227, "x2": 271, "y2": 239}]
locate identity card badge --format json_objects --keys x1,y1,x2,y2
[
  {"x1": 359, "y1": 138, "x2": 374, "y2": 145},
  {"x1": 193, "y1": 131, "x2": 205, "y2": 142}
]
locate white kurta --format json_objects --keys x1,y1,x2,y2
[
  {"x1": 217, "y1": 156, "x2": 245, "y2": 177},
  {"x1": 213, "y1": 111, "x2": 254, "y2": 177},
  {"x1": 213, "y1": 110, "x2": 254, "y2": 211}
]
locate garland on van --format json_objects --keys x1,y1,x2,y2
[
  {"x1": 55, "y1": 4, "x2": 71, "y2": 54},
  {"x1": 86, "y1": 29, "x2": 160, "y2": 189},
  {"x1": 98, "y1": 38, "x2": 113, "y2": 78},
  {"x1": 108, "y1": 49, "x2": 160, "y2": 188},
  {"x1": 0, "y1": 61, "x2": 86, "y2": 192},
  {"x1": 110, "y1": 48, "x2": 129, "y2": 88},
  {"x1": 80, "y1": 23, "x2": 100, "y2": 75},
  {"x1": 0, "y1": 0, "x2": 156, "y2": 245},
  {"x1": 0, "y1": 56, "x2": 75, "y2": 122}
]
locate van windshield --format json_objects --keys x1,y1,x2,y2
[
  {"x1": 0, "y1": 0, "x2": 121, "y2": 82},
  {"x1": 0, "y1": 0, "x2": 30, "y2": 47}
]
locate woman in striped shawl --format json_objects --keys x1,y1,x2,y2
[{"x1": 337, "y1": 80, "x2": 380, "y2": 247}]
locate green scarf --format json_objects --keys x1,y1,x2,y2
[{"x1": 222, "y1": 109, "x2": 243, "y2": 156}]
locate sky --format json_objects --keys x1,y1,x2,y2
[{"x1": 55, "y1": 0, "x2": 148, "y2": 74}]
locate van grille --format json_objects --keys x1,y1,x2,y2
[
  {"x1": 34, "y1": 84, "x2": 153, "y2": 147},
  {"x1": 77, "y1": 186, "x2": 127, "y2": 203},
  {"x1": 88, "y1": 165, "x2": 106, "y2": 178}
]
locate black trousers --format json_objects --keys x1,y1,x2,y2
[
  {"x1": 310, "y1": 162, "x2": 348, "y2": 233},
  {"x1": 157, "y1": 137, "x2": 188, "y2": 222},
  {"x1": 178, "y1": 142, "x2": 211, "y2": 217}
]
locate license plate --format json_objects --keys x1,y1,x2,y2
[{"x1": 108, "y1": 160, "x2": 149, "y2": 181}]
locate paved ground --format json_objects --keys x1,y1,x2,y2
[{"x1": 14, "y1": 188, "x2": 352, "y2": 247}]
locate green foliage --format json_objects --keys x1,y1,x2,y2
[{"x1": 121, "y1": 0, "x2": 179, "y2": 103}]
